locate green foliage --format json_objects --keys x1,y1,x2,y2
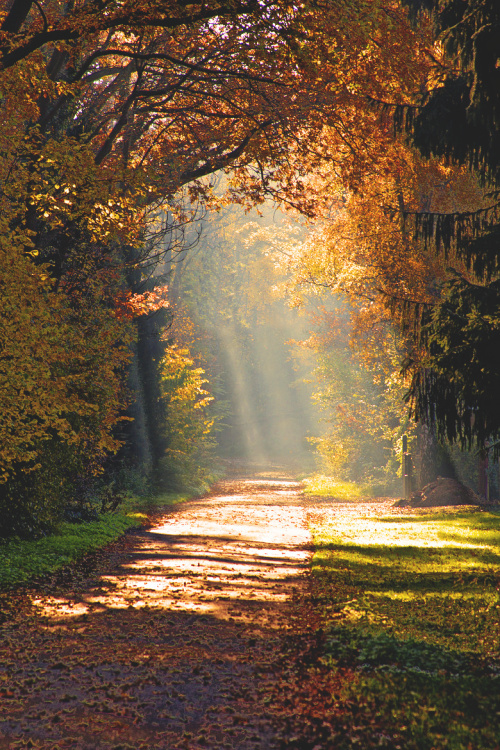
[
  {"x1": 339, "y1": 668, "x2": 500, "y2": 750},
  {"x1": 0, "y1": 440, "x2": 92, "y2": 539},
  {"x1": 0, "y1": 486, "x2": 197, "y2": 589},
  {"x1": 303, "y1": 475, "x2": 364, "y2": 501},
  {"x1": 324, "y1": 625, "x2": 472, "y2": 674},
  {"x1": 311, "y1": 507, "x2": 500, "y2": 748},
  {"x1": 0, "y1": 437, "x2": 155, "y2": 539},
  {"x1": 304, "y1": 304, "x2": 410, "y2": 490}
]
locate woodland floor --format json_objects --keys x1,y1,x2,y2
[{"x1": 0, "y1": 466, "x2": 400, "y2": 750}]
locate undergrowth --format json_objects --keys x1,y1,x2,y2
[
  {"x1": 303, "y1": 473, "x2": 399, "y2": 501},
  {"x1": 309, "y1": 508, "x2": 500, "y2": 749}
]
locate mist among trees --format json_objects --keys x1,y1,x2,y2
[{"x1": 1, "y1": 0, "x2": 500, "y2": 535}]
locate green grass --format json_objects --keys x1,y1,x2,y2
[
  {"x1": 303, "y1": 474, "x2": 364, "y2": 500},
  {"x1": 310, "y1": 508, "x2": 500, "y2": 749},
  {"x1": 0, "y1": 490, "x2": 193, "y2": 590}
]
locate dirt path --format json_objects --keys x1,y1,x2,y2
[{"x1": 0, "y1": 468, "x2": 320, "y2": 749}]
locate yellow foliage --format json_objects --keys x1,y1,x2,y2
[
  {"x1": 0, "y1": 240, "x2": 135, "y2": 480},
  {"x1": 158, "y1": 344, "x2": 215, "y2": 487}
]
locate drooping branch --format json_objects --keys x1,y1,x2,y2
[{"x1": 178, "y1": 119, "x2": 273, "y2": 184}]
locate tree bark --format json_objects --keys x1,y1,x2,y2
[{"x1": 2, "y1": 0, "x2": 33, "y2": 33}]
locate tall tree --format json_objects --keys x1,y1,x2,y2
[
  {"x1": 396, "y1": 0, "x2": 500, "y2": 454},
  {"x1": 0, "y1": 0, "x2": 439, "y2": 529}
]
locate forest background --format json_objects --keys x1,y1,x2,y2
[{"x1": 1, "y1": 0, "x2": 499, "y2": 538}]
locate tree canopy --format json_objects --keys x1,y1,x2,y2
[{"x1": 2, "y1": 0, "x2": 499, "y2": 533}]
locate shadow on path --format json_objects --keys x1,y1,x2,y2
[{"x1": 0, "y1": 468, "x2": 318, "y2": 750}]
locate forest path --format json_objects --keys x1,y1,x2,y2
[{"x1": 0, "y1": 467, "x2": 323, "y2": 749}]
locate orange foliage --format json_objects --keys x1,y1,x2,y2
[
  {"x1": 0, "y1": 0, "x2": 459, "y2": 490},
  {"x1": 115, "y1": 286, "x2": 170, "y2": 320}
]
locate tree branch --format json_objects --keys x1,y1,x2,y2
[{"x1": 0, "y1": 0, "x2": 261, "y2": 70}]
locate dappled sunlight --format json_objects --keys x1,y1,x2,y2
[
  {"x1": 310, "y1": 499, "x2": 500, "y2": 673},
  {"x1": 315, "y1": 515, "x2": 498, "y2": 550},
  {"x1": 303, "y1": 475, "x2": 363, "y2": 500},
  {"x1": 8, "y1": 473, "x2": 319, "y2": 749},
  {"x1": 366, "y1": 589, "x2": 497, "y2": 602},
  {"x1": 319, "y1": 547, "x2": 500, "y2": 577},
  {"x1": 6, "y1": 472, "x2": 320, "y2": 750},
  {"x1": 31, "y1": 477, "x2": 310, "y2": 627}
]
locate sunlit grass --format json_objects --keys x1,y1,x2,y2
[
  {"x1": 316, "y1": 517, "x2": 489, "y2": 548},
  {"x1": 310, "y1": 507, "x2": 500, "y2": 749},
  {"x1": 303, "y1": 474, "x2": 363, "y2": 500}
]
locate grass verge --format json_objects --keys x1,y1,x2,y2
[
  {"x1": 308, "y1": 506, "x2": 500, "y2": 749},
  {"x1": 303, "y1": 474, "x2": 364, "y2": 501},
  {"x1": 0, "y1": 490, "x2": 193, "y2": 590}
]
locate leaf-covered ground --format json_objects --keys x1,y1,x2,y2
[
  {"x1": 0, "y1": 469, "x2": 318, "y2": 749},
  {"x1": 2, "y1": 472, "x2": 499, "y2": 749}
]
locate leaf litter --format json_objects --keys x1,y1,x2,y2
[
  {"x1": 0, "y1": 467, "x2": 320, "y2": 749},
  {"x1": 3, "y1": 470, "x2": 463, "y2": 749}
]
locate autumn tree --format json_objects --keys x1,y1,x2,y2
[
  {"x1": 0, "y1": 0, "x2": 442, "y2": 530},
  {"x1": 280, "y1": 97, "x2": 496, "y2": 485}
]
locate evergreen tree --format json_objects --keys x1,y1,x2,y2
[{"x1": 401, "y1": 0, "x2": 500, "y2": 453}]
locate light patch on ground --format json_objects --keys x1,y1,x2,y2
[
  {"x1": 31, "y1": 474, "x2": 311, "y2": 625},
  {"x1": 315, "y1": 517, "x2": 488, "y2": 549}
]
